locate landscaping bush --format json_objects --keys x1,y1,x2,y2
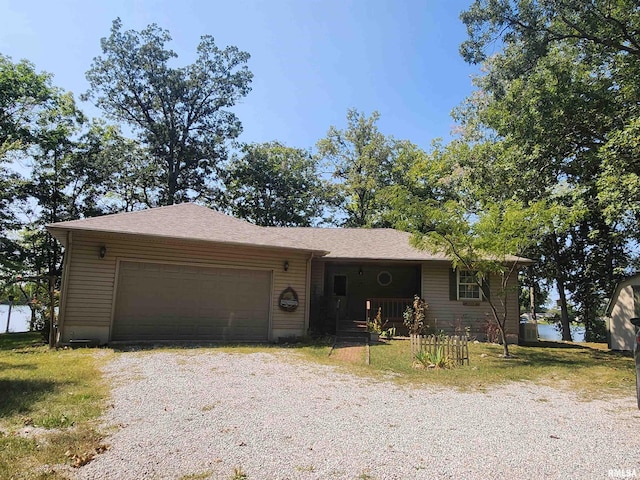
[{"x1": 403, "y1": 295, "x2": 430, "y2": 335}]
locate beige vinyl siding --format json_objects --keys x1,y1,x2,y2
[
  {"x1": 421, "y1": 261, "x2": 520, "y2": 342},
  {"x1": 609, "y1": 283, "x2": 637, "y2": 351},
  {"x1": 60, "y1": 232, "x2": 309, "y2": 343}
]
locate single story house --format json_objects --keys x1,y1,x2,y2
[
  {"x1": 47, "y1": 203, "x2": 527, "y2": 345},
  {"x1": 606, "y1": 274, "x2": 640, "y2": 351}
]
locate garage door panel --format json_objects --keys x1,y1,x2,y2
[
  {"x1": 113, "y1": 323, "x2": 267, "y2": 342},
  {"x1": 112, "y1": 261, "x2": 271, "y2": 341}
]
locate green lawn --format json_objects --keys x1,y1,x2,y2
[
  {"x1": 366, "y1": 338, "x2": 635, "y2": 398},
  {"x1": 280, "y1": 337, "x2": 635, "y2": 399},
  {"x1": 0, "y1": 332, "x2": 112, "y2": 479},
  {"x1": 149, "y1": 337, "x2": 635, "y2": 399}
]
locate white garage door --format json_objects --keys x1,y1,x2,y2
[{"x1": 111, "y1": 261, "x2": 271, "y2": 342}]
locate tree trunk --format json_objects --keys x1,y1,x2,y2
[
  {"x1": 499, "y1": 323, "x2": 510, "y2": 357},
  {"x1": 489, "y1": 305, "x2": 510, "y2": 357},
  {"x1": 164, "y1": 158, "x2": 179, "y2": 206},
  {"x1": 18, "y1": 284, "x2": 38, "y2": 331},
  {"x1": 529, "y1": 284, "x2": 537, "y2": 323},
  {"x1": 550, "y1": 234, "x2": 572, "y2": 341},
  {"x1": 30, "y1": 307, "x2": 36, "y2": 331},
  {"x1": 475, "y1": 274, "x2": 510, "y2": 356},
  {"x1": 556, "y1": 278, "x2": 572, "y2": 341}
]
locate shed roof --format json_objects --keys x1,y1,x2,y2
[{"x1": 605, "y1": 273, "x2": 640, "y2": 316}]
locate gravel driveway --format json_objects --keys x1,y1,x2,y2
[{"x1": 75, "y1": 350, "x2": 640, "y2": 480}]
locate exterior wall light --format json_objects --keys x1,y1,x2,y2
[
  {"x1": 359, "y1": 267, "x2": 363, "y2": 276},
  {"x1": 99, "y1": 246, "x2": 107, "y2": 259},
  {"x1": 283, "y1": 260, "x2": 289, "y2": 272}
]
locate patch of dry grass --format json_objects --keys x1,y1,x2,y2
[{"x1": 0, "y1": 332, "x2": 112, "y2": 479}]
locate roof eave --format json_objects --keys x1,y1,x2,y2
[
  {"x1": 514, "y1": 258, "x2": 536, "y2": 266},
  {"x1": 321, "y1": 256, "x2": 535, "y2": 264},
  {"x1": 46, "y1": 226, "x2": 68, "y2": 246},
  {"x1": 320, "y1": 256, "x2": 449, "y2": 262}
]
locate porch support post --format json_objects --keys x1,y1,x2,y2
[{"x1": 304, "y1": 252, "x2": 313, "y2": 334}]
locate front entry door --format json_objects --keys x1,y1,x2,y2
[{"x1": 332, "y1": 274, "x2": 348, "y2": 322}]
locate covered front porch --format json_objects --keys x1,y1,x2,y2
[{"x1": 309, "y1": 260, "x2": 421, "y2": 335}]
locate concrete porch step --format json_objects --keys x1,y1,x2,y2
[
  {"x1": 335, "y1": 335, "x2": 368, "y2": 344},
  {"x1": 337, "y1": 321, "x2": 367, "y2": 330},
  {"x1": 336, "y1": 329, "x2": 369, "y2": 344},
  {"x1": 336, "y1": 319, "x2": 369, "y2": 343},
  {"x1": 336, "y1": 326, "x2": 368, "y2": 334}
]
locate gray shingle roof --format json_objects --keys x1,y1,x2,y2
[
  {"x1": 47, "y1": 203, "x2": 532, "y2": 263},
  {"x1": 265, "y1": 227, "x2": 449, "y2": 260},
  {"x1": 47, "y1": 203, "x2": 326, "y2": 254}
]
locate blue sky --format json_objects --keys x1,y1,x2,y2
[{"x1": 0, "y1": 0, "x2": 479, "y2": 151}]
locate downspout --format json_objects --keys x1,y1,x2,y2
[
  {"x1": 56, "y1": 230, "x2": 72, "y2": 346},
  {"x1": 304, "y1": 252, "x2": 314, "y2": 335}
]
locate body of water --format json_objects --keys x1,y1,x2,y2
[
  {"x1": 536, "y1": 322, "x2": 586, "y2": 342},
  {"x1": 0, "y1": 305, "x2": 32, "y2": 333}
]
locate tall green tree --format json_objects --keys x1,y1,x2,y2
[
  {"x1": 461, "y1": 0, "x2": 640, "y2": 66},
  {"x1": 80, "y1": 121, "x2": 160, "y2": 213},
  {"x1": 17, "y1": 91, "x2": 86, "y2": 346},
  {"x1": 597, "y1": 117, "x2": 640, "y2": 232},
  {"x1": 456, "y1": 0, "x2": 639, "y2": 340},
  {"x1": 377, "y1": 139, "x2": 465, "y2": 231},
  {"x1": 452, "y1": 45, "x2": 615, "y2": 340},
  {"x1": 317, "y1": 109, "x2": 394, "y2": 227},
  {"x1": 1, "y1": 54, "x2": 143, "y2": 344},
  {"x1": 220, "y1": 142, "x2": 329, "y2": 226},
  {"x1": 0, "y1": 55, "x2": 56, "y2": 273},
  {"x1": 83, "y1": 18, "x2": 253, "y2": 206},
  {"x1": 460, "y1": 0, "x2": 640, "y2": 232},
  {"x1": 0, "y1": 54, "x2": 54, "y2": 150}
]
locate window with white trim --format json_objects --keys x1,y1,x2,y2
[{"x1": 457, "y1": 269, "x2": 482, "y2": 300}]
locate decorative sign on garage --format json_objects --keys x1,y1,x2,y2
[{"x1": 279, "y1": 287, "x2": 299, "y2": 312}]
